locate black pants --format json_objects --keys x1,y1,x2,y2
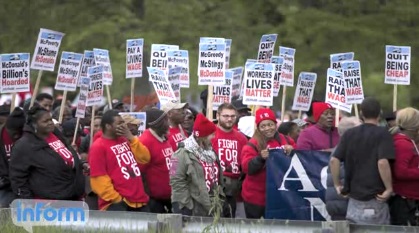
[
  {"x1": 244, "y1": 201, "x2": 265, "y2": 219},
  {"x1": 85, "y1": 192, "x2": 98, "y2": 210},
  {"x1": 222, "y1": 195, "x2": 237, "y2": 218},
  {"x1": 148, "y1": 198, "x2": 172, "y2": 213},
  {"x1": 389, "y1": 194, "x2": 419, "y2": 226},
  {"x1": 107, "y1": 201, "x2": 150, "y2": 212}
]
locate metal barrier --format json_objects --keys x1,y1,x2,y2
[{"x1": 1, "y1": 208, "x2": 419, "y2": 233}]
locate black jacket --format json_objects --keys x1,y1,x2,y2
[
  {"x1": 0, "y1": 125, "x2": 11, "y2": 190},
  {"x1": 9, "y1": 125, "x2": 85, "y2": 200}
]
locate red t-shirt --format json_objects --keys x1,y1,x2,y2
[
  {"x1": 2, "y1": 128, "x2": 13, "y2": 161},
  {"x1": 198, "y1": 159, "x2": 220, "y2": 192},
  {"x1": 138, "y1": 129, "x2": 174, "y2": 200},
  {"x1": 45, "y1": 133, "x2": 74, "y2": 168},
  {"x1": 211, "y1": 127, "x2": 248, "y2": 179},
  {"x1": 168, "y1": 126, "x2": 188, "y2": 151},
  {"x1": 89, "y1": 136, "x2": 149, "y2": 210}
]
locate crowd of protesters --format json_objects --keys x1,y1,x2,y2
[{"x1": 0, "y1": 93, "x2": 418, "y2": 226}]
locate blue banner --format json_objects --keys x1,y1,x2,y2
[{"x1": 266, "y1": 150, "x2": 331, "y2": 221}]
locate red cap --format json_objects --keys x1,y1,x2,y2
[
  {"x1": 255, "y1": 108, "x2": 277, "y2": 126},
  {"x1": 313, "y1": 102, "x2": 333, "y2": 122},
  {"x1": 193, "y1": 113, "x2": 216, "y2": 138}
]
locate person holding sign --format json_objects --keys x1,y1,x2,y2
[
  {"x1": 297, "y1": 102, "x2": 340, "y2": 151},
  {"x1": 89, "y1": 110, "x2": 151, "y2": 211},
  {"x1": 170, "y1": 114, "x2": 224, "y2": 217},
  {"x1": 389, "y1": 108, "x2": 419, "y2": 226},
  {"x1": 138, "y1": 108, "x2": 174, "y2": 213},
  {"x1": 241, "y1": 108, "x2": 295, "y2": 219},
  {"x1": 9, "y1": 106, "x2": 85, "y2": 200}
]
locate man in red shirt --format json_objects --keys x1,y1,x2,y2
[
  {"x1": 89, "y1": 110, "x2": 151, "y2": 211},
  {"x1": 162, "y1": 100, "x2": 189, "y2": 151},
  {"x1": 139, "y1": 108, "x2": 173, "y2": 213},
  {"x1": 212, "y1": 103, "x2": 248, "y2": 218}
]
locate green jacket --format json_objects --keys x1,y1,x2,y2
[{"x1": 170, "y1": 146, "x2": 224, "y2": 217}]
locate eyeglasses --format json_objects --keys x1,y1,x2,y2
[{"x1": 220, "y1": 115, "x2": 237, "y2": 119}]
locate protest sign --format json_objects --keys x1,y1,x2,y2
[
  {"x1": 54, "y1": 52, "x2": 83, "y2": 91},
  {"x1": 292, "y1": 72, "x2": 317, "y2": 112},
  {"x1": 279, "y1": 46, "x2": 295, "y2": 87},
  {"x1": 198, "y1": 42, "x2": 226, "y2": 85},
  {"x1": 150, "y1": 44, "x2": 179, "y2": 77},
  {"x1": 200, "y1": 37, "x2": 225, "y2": 44},
  {"x1": 147, "y1": 67, "x2": 177, "y2": 106},
  {"x1": 325, "y1": 68, "x2": 352, "y2": 113},
  {"x1": 385, "y1": 45, "x2": 410, "y2": 85},
  {"x1": 330, "y1": 52, "x2": 354, "y2": 72},
  {"x1": 239, "y1": 59, "x2": 257, "y2": 98},
  {"x1": 78, "y1": 50, "x2": 95, "y2": 86},
  {"x1": 167, "y1": 50, "x2": 189, "y2": 88},
  {"x1": 93, "y1": 48, "x2": 113, "y2": 85},
  {"x1": 225, "y1": 39, "x2": 232, "y2": 69},
  {"x1": 265, "y1": 149, "x2": 331, "y2": 221},
  {"x1": 212, "y1": 70, "x2": 233, "y2": 110},
  {"x1": 75, "y1": 77, "x2": 90, "y2": 118},
  {"x1": 168, "y1": 67, "x2": 181, "y2": 101},
  {"x1": 230, "y1": 67, "x2": 243, "y2": 98},
  {"x1": 342, "y1": 61, "x2": 364, "y2": 104},
  {"x1": 257, "y1": 34, "x2": 277, "y2": 63},
  {"x1": 86, "y1": 65, "x2": 104, "y2": 106},
  {"x1": 119, "y1": 112, "x2": 147, "y2": 136},
  {"x1": 271, "y1": 56, "x2": 284, "y2": 97},
  {"x1": 1, "y1": 53, "x2": 30, "y2": 93},
  {"x1": 31, "y1": 28, "x2": 64, "y2": 71},
  {"x1": 242, "y1": 63, "x2": 275, "y2": 106},
  {"x1": 126, "y1": 39, "x2": 144, "y2": 78}
]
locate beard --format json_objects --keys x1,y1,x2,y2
[{"x1": 218, "y1": 120, "x2": 234, "y2": 130}]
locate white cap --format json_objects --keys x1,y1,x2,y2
[
  {"x1": 162, "y1": 100, "x2": 188, "y2": 113},
  {"x1": 238, "y1": 116, "x2": 255, "y2": 138}
]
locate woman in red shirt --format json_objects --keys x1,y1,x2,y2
[
  {"x1": 241, "y1": 108, "x2": 295, "y2": 219},
  {"x1": 390, "y1": 107, "x2": 419, "y2": 226}
]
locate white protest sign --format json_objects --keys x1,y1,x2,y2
[
  {"x1": 119, "y1": 112, "x2": 147, "y2": 136},
  {"x1": 198, "y1": 42, "x2": 226, "y2": 85},
  {"x1": 78, "y1": 50, "x2": 95, "y2": 87},
  {"x1": 31, "y1": 28, "x2": 64, "y2": 71},
  {"x1": 0, "y1": 53, "x2": 30, "y2": 93},
  {"x1": 150, "y1": 44, "x2": 179, "y2": 77},
  {"x1": 54, "y1": 52, "x2": 83, "y2": 91},
  {"x1": 200, "y1": 37, "x2": 225, "y2": 44},
  {"x1": 230, "y1": 67, "x2": 243, "y2": 98},
  {"x1": 167, "y1": 50, "x2": 189, "y2": 88},
  {"x1": 279, "y1": 46, "x2": 296, "y2": 87},
  {"x1": 147, "y1": 67, "x2": 177, "y2": 106},
  {"x1": 126, "y1": 39, "x2": 144, "y2": 78},
  {"x1": 292, "y1": 72, "x2": 317, "y2": 111},
  {"x1": 257, "y1": 34, "x2": 278, "y2": 63},
  {"x1": 75, "y1": 77, "x2": 90, "y2": 118},
  {"x1": 86, "y1": 65, "x2": 104, "y2": 106},
  {"x1": 93, "y1": 48, "x2": 113, "y2": 85},
  {"x1": 225, "y1": 39, "x2": 232, "y2": 69},
  {"x1": 240, "y1": 59, "x2": 257, "y2": 98},
  {"x1": 212, "y1": 70, "x2": 233, "y2": 110},
  {"x1": 243, "y1": 63, "x2": 275, "y2": 106},
  {"x1": 325, "y1": 68, "x2": 352, "y2": 113},
  {"x1": 168, "y1": 67, "x2": 181, "y2": 101},
  {"x1": 342, "y1": 61, "x2": 364, "y2": 104},
  {"x1": 385, "y1": 45, "x2": 411, "y2": 85},
  {"x1": 330, "y1": 52, "x2": 354, "y2": 72},
  {"x1": 271, "y1": 56, "x2": 284, "y2": 97}
]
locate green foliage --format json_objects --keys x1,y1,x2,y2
[{"x1": 0, "y1": 0, "x2": 418, "y2": 111}]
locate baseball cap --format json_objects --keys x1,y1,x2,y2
[
  {"x1": 121, "y1": 114, "x2": 141, "y2": 125},
  {"x1": 162, "y1": 100, "x2": 188, "y2": 113}
]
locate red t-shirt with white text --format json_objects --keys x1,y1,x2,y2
[
  {"x1": 198, "y1": 159, "x2": 220, "y2": 192},
  {"x1": 2, "y1": 128, "x2": 13, "y2": 161},
  {"x1": 45, "y1": 133, "x2": 74, "y2": 168},
  {"x1": 138, "y1": 129, "x2": 174, "y2": 200},
  {"x1": 89, "y1": 136, "x2": 149, "y2": 210},
  {"x1": 168, "y1": 126, "x2": 188, "y2": 151},
  {"x1": 211, "y1": 128, "x2": 248, "y2": 179}
]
